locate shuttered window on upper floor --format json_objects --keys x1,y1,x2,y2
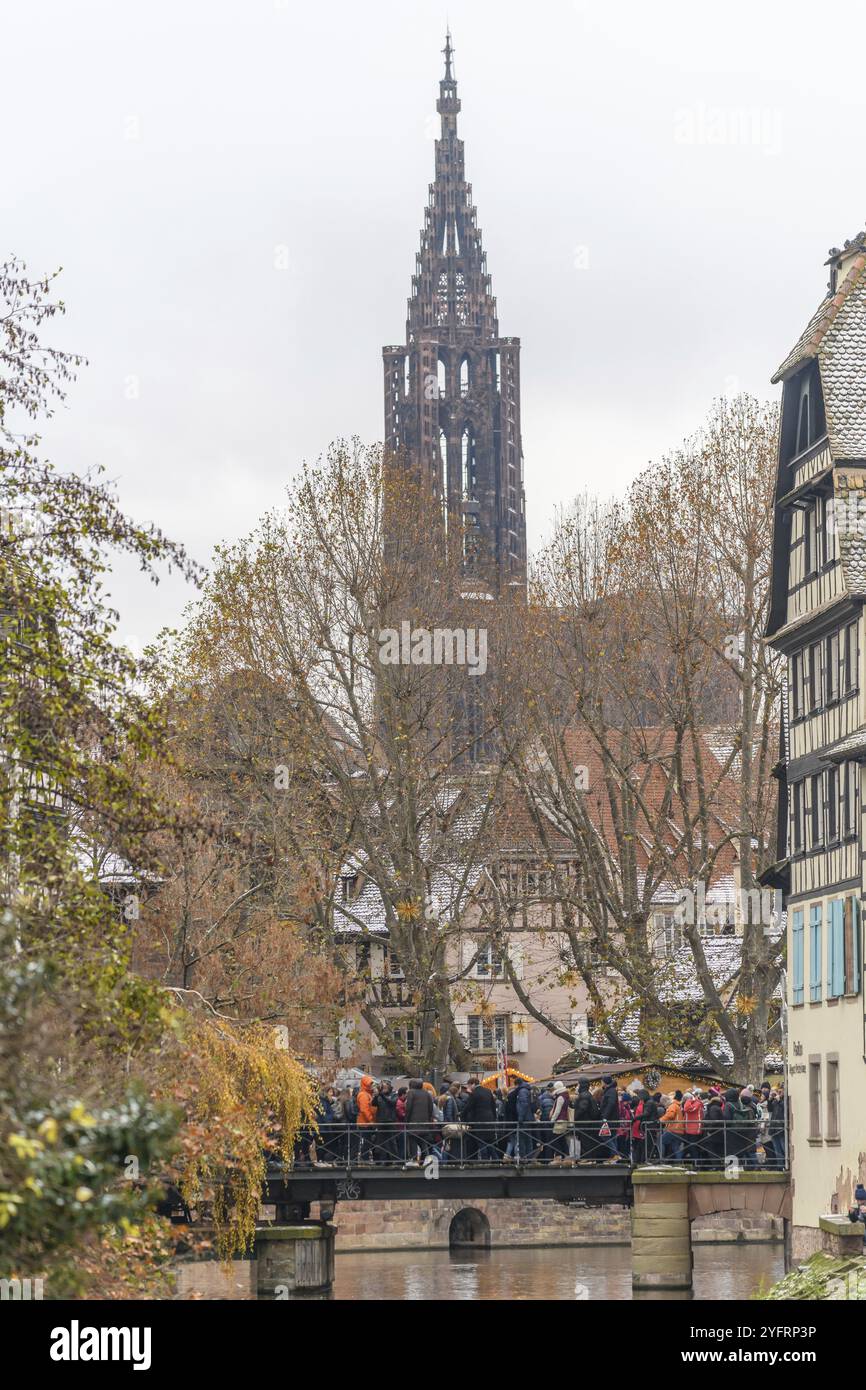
[
  {"x1": 790, "y1": 620, "x2": 859, "y2": 721},
  {"x1": 809, "y1": 904, "x2": 822, "y2": 1001},
  {"x1": 827, "y1": 896, "x2": 861, "y2": 999},
  {"x1": 790, "y1": 761, "x2": 858, "y2": 854},
  {"x1": 792, "y1": 908, "x2": 804, "y2": 1005}
]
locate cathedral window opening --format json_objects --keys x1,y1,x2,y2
[
  {"x1": 490, "y1": 350, "x2": 500, "y2": 391},
  {"x1": 436, "y1": 269, "x2": 449, "y2": 325},
  {"x1": 437, "y1": 355, "x2": 447, "y2": 398},
  {"x1": 461, "y1": 428, "x2": 477, "y2": 500},
  {"x1": 459, "y1": 355, "x2": 471, "y2": 395},
  {"x1": 455, "y1": 270, "x2": 468, "y2": 325},
  {"x1": 463, "y1": 515, "x2": 480, "y2": 567}
]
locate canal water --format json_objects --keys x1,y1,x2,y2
[
  {"x1": 332, "y1": 1243, "x2": 783, "y2": 1301},
  {"x1": 176, "y1": 1242, "x2": 783, "y2": 1300}
]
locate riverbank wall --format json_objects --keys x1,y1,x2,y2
[{"x1": 312, "y1": 1199, "x2": 783, "y2": 1252}]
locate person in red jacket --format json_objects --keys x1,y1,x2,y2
[
  {"x1": 617, "y1": 1092, "x2": 633, "y2": 1161},
  {"x1": 631, "y1": 1090, "x2": 648, "y2": 1165},
  {"x1": 683, "y1": 1089, "x2": 705, "y2": 1167}
]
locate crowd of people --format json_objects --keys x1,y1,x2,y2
[{"x1": 296, "y1": 1073, "x2": 787, "y2": 1171}]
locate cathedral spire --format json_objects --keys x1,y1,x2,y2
[
  {"x1": 382, "y1": 40, "x2": 527, "y2": 594},
  {"x1": 442, "y1": 28, "x2": 454, "y2": 81},
  {"x1": 436, "y1": 29, "x2": 461, "y2": 138}
]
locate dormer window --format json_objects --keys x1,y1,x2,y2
[
  {"x1": 790, "y1": 361, "x2": 826, "y2": 460},
  {"x1": 796, "y1": 381, "x2": 811, "y2": 455},
  {"x1": 340, "y1": 873, "x2": 360, "y2": 902}
]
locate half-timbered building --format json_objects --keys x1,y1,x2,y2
[{"x1": 766, "y1": 231, "x2": 866, "y2": 1256}]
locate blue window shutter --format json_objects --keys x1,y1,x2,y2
[
  {"x1": 829, "y1": 899, "x2": 845, "y2": 998},
  {"x1": 792, "y1": 909, "x2": 804, "y2": 1005},
  {"x1": 809, "y1": 905, "x2": 822, "y2": 1001}
]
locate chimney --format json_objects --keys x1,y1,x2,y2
[{"x1": 826, "y1": 235, "x2": 866, "y2": 295}]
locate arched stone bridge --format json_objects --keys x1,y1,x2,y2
[{"x1": 262, "y1": 1163, "x2": 791, "y2": 1293}]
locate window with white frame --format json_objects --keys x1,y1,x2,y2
[
  {"x1": 392, "y1": 1018, "x2": 420, "y2": 1054},
  {"x1": 473, "y1": 940, "x2": 505, "y2": 979},
  {"x1": 653, "y1": 912, "x2": 683, "y2": 958},
  {"x1": 382, "y1": 943, "x2": 404, "y2": 979},
  {"x1": 340, "y1": 873, "x2": 360, "y2": 902},
  {"x1": 467, "y1": 1014, "x2": 508, "y2": 1052},
  {"x1": 498, "y1": 857, "x2": 578, "y2": 901}
]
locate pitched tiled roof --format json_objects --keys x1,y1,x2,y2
[
  {"x1": 819, "y1": 727, "x2": 866, "y2": 763},
  {"x1": 820, "y1": 261, "x2": 866, "y2": 458},
  {"x1": 772, "y1": 293, "x2": 841, "y2": 384},
  {"x1": 772, "y1": 238, "x2": 866, "y2": 458},
  {"x1": 589, "y1": 926, "x2": 784, "y2": 1073},
  {"x1": 333, "y1": 792, "x2": 486, "y2": 936},
  {"x1": 831, "y1": 469, "x2": 866, "y2": 595}
]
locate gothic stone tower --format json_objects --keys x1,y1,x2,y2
[{"x1": 382, "y1": 34, "x2": 527, "y2": 595}]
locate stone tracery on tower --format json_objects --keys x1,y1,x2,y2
[{"x1": 382, "y1": 33, "x2": 527, "y2": 594}]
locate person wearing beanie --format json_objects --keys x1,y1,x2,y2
[
  {"x1": 549, "y1": 1080, "x2": 572, "y2": 1165},
  {"x1": 683, "y1": 1088, "x2": 705, "y2": 1167}
]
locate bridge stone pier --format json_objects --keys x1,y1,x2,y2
[
  {"x1": 254, "y1": 1222, "x2": 337, "y2": 1299},
  {"x1": 632, "y1": 1169, "x2": 791, "y2": 1291}
]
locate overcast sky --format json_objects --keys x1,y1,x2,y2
[{"x1": 5, "y1": 0, "x2": 866, "y2": 647}]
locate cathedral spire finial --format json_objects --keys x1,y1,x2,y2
[{"x1": 443, "y1": 28, "x2": 454, "y2": 81}]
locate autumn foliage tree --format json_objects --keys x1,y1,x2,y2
[
  {"x1": 180, "y1": 441, "x2": 525, "y2": 1077},
  {"x1": 499, "y1": 395, "x2": 783, "y2": 1080},
  {"x1": 0, "y1": 259, "x2": 317, "y2": 1292}
]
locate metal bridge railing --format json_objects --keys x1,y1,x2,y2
[{"x1": 289, "y1": 1120, "x2": 788, "y2": 1173}]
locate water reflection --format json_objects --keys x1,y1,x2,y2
[
  {"x1": 332, "y1": 1243, "x2": 784, "y2": 1302},
  {"x1": 173, "y1": 1242, "x2": 784, "y2": 1301}
]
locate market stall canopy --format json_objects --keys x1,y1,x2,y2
[{"x1": 539, "y1": 1059, "x2": 728, "y2": 1089}]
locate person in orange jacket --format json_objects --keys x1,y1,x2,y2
[
  {"x1": 356, "y1": 1075, "x2": 377, "y2": 1126},
  {"x1": 660, "y1": 1090, "x2": 686, "y2": 1163}
]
